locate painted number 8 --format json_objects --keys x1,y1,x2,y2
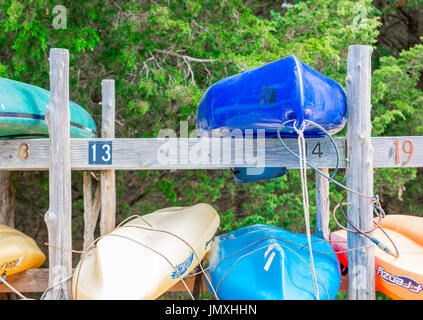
[
  {"x1": 394, "y1": 139, "x2": 414, "y2": 165},
  {"x1": 18, "y1": 143, "x2": 30, "y2": 161}
]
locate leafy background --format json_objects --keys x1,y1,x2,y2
[{"x1": 0, "y1": 0, "x2": 422, "y2": 300}]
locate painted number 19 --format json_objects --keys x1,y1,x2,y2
[{"x1": 393, "y1": 139, "x2": 414, "y2": 165}]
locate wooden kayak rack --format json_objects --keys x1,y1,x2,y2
[{"x1": 1, "y1": 46, "x2": 422, "y2": 299}]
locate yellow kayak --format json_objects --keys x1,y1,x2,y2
[
  {"x1": 72, "y1": 203, "x2": 220, "y2": 300},
  {"x1": 0, "y1": 225, "x2": 45, "y2": 277}
]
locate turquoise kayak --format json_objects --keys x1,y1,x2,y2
[
  {"x1": 0, "y1": 77, "x2": 97, "y2": 138},
  {"x1": 205, "y1": 224, "x2": 341, "y2": 300}
]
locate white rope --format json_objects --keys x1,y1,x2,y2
[{"x1": 296, "y1": 124, "x2": 320, "y2": 300}]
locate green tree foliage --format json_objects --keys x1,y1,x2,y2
[{"x1": 0, "y1": 0, "x2": 422, "y2": 248}]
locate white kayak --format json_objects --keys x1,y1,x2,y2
[{"x1": 72, "y1": 203, "x2": 220, "y2": 300}]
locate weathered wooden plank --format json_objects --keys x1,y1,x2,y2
[
  {"x1": 43, "y1": 48, "x2": 73, "y2": 300},
  {"x1": 0, "y1": 136, "x2": 421, "y2": 170},
  {"x1": 0, "y1": 137, "x2": 343, "y2": 170},
  {"x1": 315, "y1": 168, "x2": 330, "y2": 240},
  {"x1": 0, "y1": 268, "x2": 208, "y2": 294},
  {"x1": 346, "y1": 45, "x2": 375, "y2": 300},
  {"x1": 372, "y1": 136, "x2": 423, "y2": 168},
  {"x1": 100, "y1": 79, "x2": 116, "y2": 235},
  {"x1": 0, "y1": 269, "x2": 49, "y2": 293}
]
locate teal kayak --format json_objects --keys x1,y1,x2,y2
[{"x1": 0, "y1": 77, "x2": 97, "y2": 138}]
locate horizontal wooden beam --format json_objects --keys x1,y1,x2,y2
[
  {"x1": 0, "y1": 269, "x2": 207, "y2": 294},
  {"x1": 0, "y1": 136, "x2": 420, "y2": 171}
]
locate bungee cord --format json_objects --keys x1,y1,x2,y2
[{"x1": 277, "y1": 119, "x2": 399, "y2": 258}]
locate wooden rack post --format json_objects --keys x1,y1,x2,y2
[
  {"x1": 315, "y1": 169, "x2": 330, "y2": 240},
  {"x1": 44, "y1": 48, "x2": 73, "y2": 300},
  {"x1": 82, "y1": 172, "x2": 100, "y2": 251},
  {"x1": 99, "y1": 80, "x2": 116, "y2": 235},
  {"x1": 346, "y1": 45, "x2": 375, "y2": 300}
]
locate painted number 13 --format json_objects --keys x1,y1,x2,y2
[
  {"x1": 89, "y1": 141, "x2": 113, "y2": 165},
  {"x1": 92, "y1": 144, "x2": 111, "y2": 162},
  {"x1": 393, "y1": 139, "x2": 414, "y2": 165}
]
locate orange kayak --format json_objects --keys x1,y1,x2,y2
[{"x1": 330, "y1": 215, "x2": 423, "y2": 300}]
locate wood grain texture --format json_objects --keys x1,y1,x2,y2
[
  {"x1": 43, "y1": 48, "x2": 72, "y2": 300},
  {"x1": 0, "y1": 269, "x2": 49, "y2": 293},
  {"x1": 0, "y1": 136, "x2": 420, "y2": 170},
  {"x1": 346, "y1": 45, "x2": 375, "y2": 300},
  {"x1": 0, "y1": 137, "x2": 344, "y2": 170},
  {"x1": 100, "y1": 79, "x2": 116, "y2": 235},
  {"x1": 315, "y1": 168, "x2": 330, "y2": 240},
  {"x1": 0, "y1": 269, "x2": 209, "y2": 294}
]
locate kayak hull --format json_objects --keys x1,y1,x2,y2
[
  {"x1": 205, "y1": 224, "x2": 341, "y2": 300},
  {"x1": 196, "y1": 56, "x2": 347, "y2": 138},
  {"x1": 0, "y1": 77, "x2": 97, "y2": 138},
  {"x1": 0, "y1": 225, "x2": 45, "y2": 277}
]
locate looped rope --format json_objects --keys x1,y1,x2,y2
[
  {"x1": 277, "y1": 119, "x2": 399, "y2": 258},
  {"x1": 295, "y1": 123, "x2": 320, "y2": 300}
]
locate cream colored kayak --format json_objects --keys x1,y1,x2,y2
[{"x1": 72, "y1": 203, "x2": 220, "y2": 300}]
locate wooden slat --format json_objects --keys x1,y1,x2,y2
[
  {"x1": 0, "y1": 135, "x2": 420, "y2": 171},
  {"x1": 0, "y1": 269, "x2": 49, "y2": 293},
  {"x1": 0, "y1": 268, "x2": 348, "y2": 295},
  {"x1": 0, "y1": 135, "x2": 421, "y2": 171},
  {"x1": 372, "y1": 136, "x2": 423, "y2": 168},
  {"x1": 0, "y1": 269, "x2": 208, "y2": 294},
  {"x1": 0, "y1": 137, "x2": 343, "y2": 170}
]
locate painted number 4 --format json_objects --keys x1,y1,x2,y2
[
  {"x1": 393, "y1": 139, "x2": 414, "y2": 165},
  {"x1": 89, "y1": 141, "x2": 112, "y2": 165}
]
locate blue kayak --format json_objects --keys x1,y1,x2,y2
[
  {"x1": 0, "y1": 77, "x2": 97, "y2": 138},
  {"x1": 196, "y1": 55, "x2": 346, "y2": 137},
  {"x1": 205, "y1": 224, "x2": 341, "y2": 300}
]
